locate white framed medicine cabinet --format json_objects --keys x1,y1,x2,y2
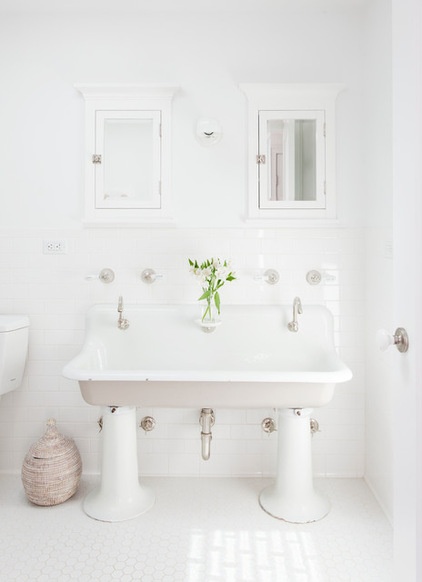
[
  {"x1": 240, "y1": 84, "x2": 344, "y2": 222},
  {"x1": 75, "y1": 84, "x2": 178, "y2": 226}
]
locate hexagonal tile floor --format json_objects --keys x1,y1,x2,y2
[{"x1": 0, "y1": 476, "x2": 392, "y2": 581}]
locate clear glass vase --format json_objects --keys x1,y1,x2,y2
[{"x1": 199, "y1": 297, "x2": 221, "y2": 332}]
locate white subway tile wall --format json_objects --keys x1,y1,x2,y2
[{"x1": 0, "y1": 227, "x2": 364, "y2": 478}]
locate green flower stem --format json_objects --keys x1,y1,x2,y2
[{"x1": 189, "y1": 257, "x2": 236, "y2": 322}]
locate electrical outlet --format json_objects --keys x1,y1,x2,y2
[{"x1": 43, "y1": 240, "x2": 68, "y2": 254}]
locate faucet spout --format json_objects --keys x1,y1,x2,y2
[
  {"x1": 117, "y1": 296, "x2": 129, "y2": 330},
  {"x1": 287, "y1": 296, "x2": 302, "y2": 332}
]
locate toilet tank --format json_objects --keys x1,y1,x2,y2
[{"x1": 0, "y1": 315, "x2": 29, "y2": 396}]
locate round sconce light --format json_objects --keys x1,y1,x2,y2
[{"x1": 195, "y1": 118, "x2": 223, "y2": 146}]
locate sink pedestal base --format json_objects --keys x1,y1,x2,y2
[
  {"x1": 259, "y1": 408, "x2": 329, "y2": 523},
  {"x1": 84, "y1": 406, "x2": 154, "y2": 522}
]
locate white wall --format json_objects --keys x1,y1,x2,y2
[
  {"x1": 0, "y1": 8, "x2": 367, "y2": 478},
  {"x1": 0, "y1": 9, "x2": 364, "y2": 228},
  {"x1": 0, "y1": 226, "x2": 365, "y2": 477}
]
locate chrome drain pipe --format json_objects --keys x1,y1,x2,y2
[{"x1": 199, "y1": 408, "x2": 215, "y2": 461}]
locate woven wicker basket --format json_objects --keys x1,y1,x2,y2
[{"x1": 22, "y1": 418, "x2": 82, "y2": 506}]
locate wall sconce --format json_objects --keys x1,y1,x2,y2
[{"x1": 195, "y1": 118, "x2": 223, "y2": 146}]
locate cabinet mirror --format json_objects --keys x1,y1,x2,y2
[
  {"x1": 258, "y1": 110, "x2": 325, "y2": 209},
  {"x1": 95, "y1": 111, "x2": 160, "y2": 209},
  {"x1": 241, "y1": 84, "x2": 343, "y2": 222},
  {"x1": 76, "y1": 84, "x2": 177, "y2": 226}
]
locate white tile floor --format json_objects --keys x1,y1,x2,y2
[{"x1": 0, "y1": 475, "x2": 392, "y2": 582}]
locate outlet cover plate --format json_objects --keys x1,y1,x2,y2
[{"x1": 43, "y1": 240, "x2": 68, "y2": 254}]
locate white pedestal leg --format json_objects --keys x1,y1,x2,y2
[
  {"x1": 259, "y1": 408, "x2": 329, "y2": 523},
  {"x1": 84, "y1": 406, "x2": 155, "y2": 522}
]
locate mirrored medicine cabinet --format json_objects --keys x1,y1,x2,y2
[
  {"x1": 76, "y1": 84, "x2": 178, "y2": 226},
  {"x1": 240, "y1": 84, "x2": 343, "y2": 222}
]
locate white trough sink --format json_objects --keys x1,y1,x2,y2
[
  {"x1": 63, "y1": 303, "x2": 351, "y2": 409},
  {"x1": 63, "y1": 302, "x2": 352, "y2": 524}
]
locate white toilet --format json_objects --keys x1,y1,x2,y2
[{"x1": 0, "y1": 315, "x2": 29, "y2": 396}]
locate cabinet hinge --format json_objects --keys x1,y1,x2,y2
[
  {"x1": 92, "y1": 154, "x2": 102, "y2": 164},
  {"x1": 323, "y1": 123, "x2": 326, "y2": 138},
  {"x1": 256, "y1": 154, "x2": 266, "y2": 164}
]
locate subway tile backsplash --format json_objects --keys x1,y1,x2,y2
[{"x1": 0, "y1": 227, "x2": 364, "y2": 478}]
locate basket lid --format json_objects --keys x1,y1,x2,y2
[{"x1": 30, "y1": 419, "x2": 76, "y2": 460}]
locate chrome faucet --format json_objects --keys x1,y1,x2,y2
[
  {"x1": 117, "y1": 296, "x2": 129, "y2": 330},
  {"x1": 287, "y1": 296, "x2": 303, "y2": 332}
]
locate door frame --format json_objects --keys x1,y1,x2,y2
[{"x1": 392, "y1": 0, "x2": 422, "y2": 579}]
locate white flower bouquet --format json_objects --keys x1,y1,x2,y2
[{"x1": 188, "y1": 258, "x2": 236, "y2": 323}]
